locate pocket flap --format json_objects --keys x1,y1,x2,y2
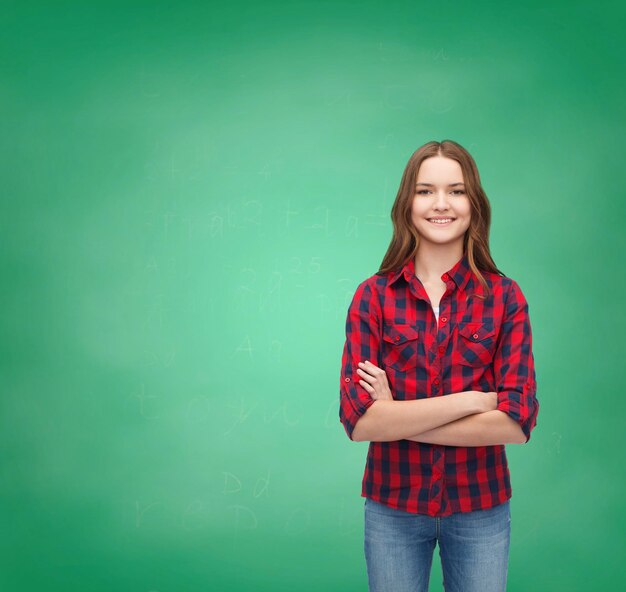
[
  {"x1": 457, "y1": 322, "x2": 496, "y2": 341},
  {"x1": 382, "y1": 323, "x2": 419, "y2": 345}
]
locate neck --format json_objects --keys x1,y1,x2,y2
[{"x1": 414, "y1": 246, "x2": 464, "y2": 284}]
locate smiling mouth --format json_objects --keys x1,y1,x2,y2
[{"x1": 427, "y1": 218, "x2": 456, "y2": 224}]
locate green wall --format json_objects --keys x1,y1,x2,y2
[{"x1": 2, "y1": 1, "x2": 624, "y2": 590}]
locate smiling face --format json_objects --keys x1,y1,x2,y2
[{"x1": 410, "y1": 156, "x2": 472, "y2": 248}]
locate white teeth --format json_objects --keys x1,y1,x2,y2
[{"x1": 429, "y1": 218, "x2": 453, "y2": 224}]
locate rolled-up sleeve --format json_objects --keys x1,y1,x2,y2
[
  {"x1": 339, "y1": 280, "x2": 382, "y2": 441},
  {"x1": 494, "y1": 279, "x2": 540, "y2": 443}
]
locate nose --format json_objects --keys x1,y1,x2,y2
[{"x1": 433, "y1": 190, "x2": 450, "y2": 209}]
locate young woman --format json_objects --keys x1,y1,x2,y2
[{"x1": 339, "y1": 140, "x2": 539, "y2": 592}]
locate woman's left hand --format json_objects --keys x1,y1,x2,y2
[{"x1": 356, "y1": 361, "x2": 394, "y2": 401}]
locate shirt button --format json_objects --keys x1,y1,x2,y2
[
  {"x1": 442, "y1": 273, "x2": 448, "y2": 280},
  {"x1": 438, "y1": 346, "x2": 445, "y2": 354},
  {"x1": 395, "y1": 336, "x2": 400, "y2": 341},
  {"x1": 473, "y1": 333, "x2": 479, "y2": 339},
  {"x1": 434, "y1": 378, "x2": 440, "y2": 385},
  {"x1": 345, "y1": 377, "x2": 350, "y2": 382},
  {"x1": 441, "y1": 317, "x2": 447, "y2": 323}
]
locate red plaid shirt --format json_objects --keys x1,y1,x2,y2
[{"x1": 339, "y1": 253, "x2": 539, "y2": 516}]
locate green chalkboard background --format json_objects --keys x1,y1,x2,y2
[{"x1": 2, "y1": 1, "x2": 624, "y2": 590}]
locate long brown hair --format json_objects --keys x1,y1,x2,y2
[{"x1": 377, "y1": 140, "x2": 505, "y2": 298}]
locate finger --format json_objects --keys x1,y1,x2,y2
[
  {"x1": 364, "y1": 360, "x2": 383, "y2": 372},
  {"x1": 360, "y1": 360, "x2": 380, "y2": 372},
  {"x1": 359, "y1": 380, "x2": 373, "y2": 392},
  {"x1": 360, "y1": 363, "x2": 384, "y2": 382},
  {"x1": 356, "y1": 368, "x2": 374, "y2": 383}
]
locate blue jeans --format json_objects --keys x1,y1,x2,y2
[{"x1": 364, "y1": 498, "x2": 511, "y2": 592}]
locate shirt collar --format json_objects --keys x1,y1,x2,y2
[{"x1": 388, "y1": 253, "x2": 474, "y2": 293}]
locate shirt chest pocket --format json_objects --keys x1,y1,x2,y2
[
  {"x1": 453, "y1": 322, "x2": 497, "y2": 368},
  {"x1": 381, "y1": 323, "x2": 420, "y2": 372}
]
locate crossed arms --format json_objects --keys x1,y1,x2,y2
[
  {"x1": 339, "y1": 278, "x2": 539, "y2": 446},
  {"x1": 350, "y1": 396, "x2": 527, "y2": 445}
]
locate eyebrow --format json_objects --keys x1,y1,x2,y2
[{"x1": 416, "y1": 182, "x2": 465, "y2": 187}]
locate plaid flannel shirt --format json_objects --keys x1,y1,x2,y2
[{"x1": 339, "y1": 253, "x2": 539, "y2": 516}]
